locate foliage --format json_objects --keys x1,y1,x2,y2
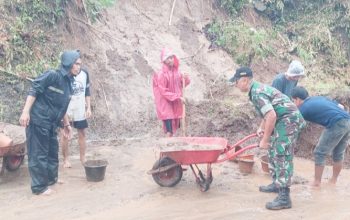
[
  {"x1": 210, "y1": 0, "x2": 350, "y2": 90},
  {"x1": 333, "y1": 1, "x2": 350, "y2": 37},
  {"x1": 86, "y1": 0, "x2": 116, "y2": 22},
  {"x1": 216, "y1": 0, "x2": 248, "y2": 16},
  {"x1": 1, "y1": 0, "x2": 67, "y2": 79},
  {"x1": 206, "y1": 20, "x2": 276, "y2": 65},
  {"x1": 0, "y1": 0, "x2": 116, "y2": 79},
  {"x1": 284, "y1": 1, "x2": 349, "y2": 68},
  {"x1": 4, "y1": 0, "x2": 67, "y2": 27}
]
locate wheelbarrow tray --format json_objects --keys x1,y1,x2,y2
[
  {"x1": 0, "y1": 122, "x2": 26, "y2": 157},
  {"x1": 159, "y1": 137, "x2": 228, "y2": 165},
  {"x1": 0, "y1": 146, "x2": 10, "y2": 156}
]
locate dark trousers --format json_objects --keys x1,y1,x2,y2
[
  {"x1": 164, "y1": 119, "x2": 173, "y2": 133},
  {"x1": 26, "y1": 123, "x2": 59, "y2": 194}
]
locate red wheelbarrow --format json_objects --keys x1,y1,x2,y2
[{"x1": 148, "y1": 133, "x2": 258, "y2": 192}]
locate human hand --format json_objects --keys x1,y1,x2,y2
[
  {"x1": 19, "y1": 111, "x2": 30, "y2": 127},
  {"x1": 255, "y1": 147, "x2": 268, "y2": 157},
  {"x1": 63, "y1": 126, "x2": 72, "y2": 139},
  {"x1": 85, "y1": 108, "x2": 92, "y2": 119},
  {"x1": 259, "y1": 139, "x2": 270, "y2": 150},
  {"x1": 257, "y1": 127, "x2": 264, "y2": 137}
]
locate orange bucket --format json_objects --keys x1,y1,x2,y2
[
  {"x1": 238, "y1": 154, "x2": 254, "y2": 160},
  {"x1": 260, "y1": 155, "x2": 269, "y2": 173},
  {"x1": 238, "y1": 155, "x2": 254, "y2": 174}
]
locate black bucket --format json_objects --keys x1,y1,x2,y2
[{"x1": 84, "y1": 159, "x2": 108, "y2": 182}]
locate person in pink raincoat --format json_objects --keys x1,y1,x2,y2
[{"x1": 153, "y1": 48, "x2": 190, "y2": 137}]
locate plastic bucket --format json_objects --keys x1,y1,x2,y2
[
  {"x1": 238, "y1": 158, "x2": 254, "y2": 174},
  {"x1": 260, "y1": 155, "x2": 269, "y2": 173},
  {"x1": 238, "y1": 154, "x2": 254, "y2": 160},
  {"x1": 84, "y1": 159, "x2": 108, "y2": 182}
]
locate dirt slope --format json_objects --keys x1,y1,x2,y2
[
  {"x1": 61, "y1": 0, "x2": 247, "y2": 140},
  {"x1": 61, "y1": 0, "x2": 349, "y2": 165}
]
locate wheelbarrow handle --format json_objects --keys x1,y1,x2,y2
[
  {"x1": 216, "y1": 133, "x2": 259, "y2": 163},
  {"x1": 216, "y1": 144, "x2": 258, "y2": 163},
  {"x1": 229, "y1": 133, "x2": 257, "y2": 149}
]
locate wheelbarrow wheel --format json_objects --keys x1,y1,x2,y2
[
  {"x1": 5, "y1": 155, "x2": 24, "y2": 171},
  {"x1": 152, "y1": 157, "x2": 182, "y2": 187}
]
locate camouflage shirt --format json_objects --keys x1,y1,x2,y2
[{"x1": 248, "y1": 81, "x2": 301, "y2": 121}]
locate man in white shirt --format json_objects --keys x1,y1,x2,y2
[{"x1": 60, "y1": 68, "x2": 91, "y2": 167}]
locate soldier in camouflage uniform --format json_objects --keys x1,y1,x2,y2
[{"x1": 229, "y1": 67, "x2": 305, "y2": 210}]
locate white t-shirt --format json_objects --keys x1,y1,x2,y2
[{"x1": 66, "y1": 70, "x2": 90, "y2": 121}]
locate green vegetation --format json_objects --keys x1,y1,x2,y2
[
  {"x1": 0, "y1": 0, "x2": 116, "y2": 123},
  {"x1": 206, "y1": 0, "x2": 350, "y2": 91},
  {"x1": 86, "y1": 0, "x2": 116, "y2": 22},
  {"x1": 216, "y1": 0, "x2": 248, "y2": 16},
  {"x1": 282, "y1": 1, "x2": 349, "y2": 66},
  {"x1": 0, "y1": 0, "x2": 116, "y2": 79},
  {"x1": 206, "y1": 20, "x2": 276, "y2": 65},
  {"x1": 1, "y1": 0, "x2": 67, "y2": 79},
  {"x1": 4, "y1": 0, "x2": 67, "y2": 26}
]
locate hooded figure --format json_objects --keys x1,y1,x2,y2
[
  {"x1": 152, "y1": 48, "x2": 190, "y2": 136},
  {"x1": 272, "y1": 60, "x2": 305, "y2": 99},
  {"x1": 61, "y1": 50, "x2": 81, "y2": 74},
  {"x1": 19, "y1": 50, "x2": 81, "y2": 195}
]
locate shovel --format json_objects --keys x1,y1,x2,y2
[{"x1": 182, "y1": 75, "x2": 186, "y2": 136}]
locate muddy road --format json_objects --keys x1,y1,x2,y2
[{"x1": 1, "y1": 138, "x2": 350, "y2": 220}]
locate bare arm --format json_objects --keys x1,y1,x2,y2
[
  {"x1": 259, "y1": 110, "x2": 277, "y2": 149},
  {"x1": 62, "y1": 114, "x2": 70, "y2": 127},
  {"x1": 19, "y1": 96, "x2": 36, "y2": 127},
  {"x1": 257, "y1": 119, "x2": 265, "y2": 137},
  {"x1": 85, "y1": 96, "x2": 91, "y2": 118},
  {"x1": 62, "y1": 114, "x2": 72, "y2": 139}
]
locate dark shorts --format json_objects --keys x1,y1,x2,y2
[
  {"x1": 71, "y1": 120, "x2": 88, "y2": 129},
  {"x1": 164, "y1": 119, "x2": 173, "y2": 133}
]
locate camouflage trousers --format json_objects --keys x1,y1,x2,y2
[{"x1": 268, "y1": 114, "x2": 306, "y2": 188}]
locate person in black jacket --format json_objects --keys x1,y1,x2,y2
[{"x1": 19, "y1": 50, "x2": 81, "y2": 195}]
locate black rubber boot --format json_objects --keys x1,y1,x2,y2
[
  {"x1": 265, "y1": 187, "x2": 292, "y2": 210},
  {"x1": 259, "y1": 183, "x2": 279, "y2": 193}
]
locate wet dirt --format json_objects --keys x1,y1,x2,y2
[{"x1": 1, "y1": 138, "x2": 350, "y2": 220}]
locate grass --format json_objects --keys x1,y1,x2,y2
[
  {"x1": 206, "y1": 19, "x2": 276, "y2": 66},
  {"x1": 206, "y1": 1, "x2": 350, "y2": 91},
  {"x1": 0, "y1": 0, "x2": 117, "y2": 80},
  {"x1": 85, "y1": 0, "x2": 117, "y2": 22},
  {"x1": 1, "y1": 0, "x2": 66, "y2": 79}
]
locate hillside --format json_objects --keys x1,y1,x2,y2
[
  {"x1": 1, "y1": 0, "x2": 256, "y2": 143},
  {"x1": 0, "y1": 1, "x2": 349, "y2": 158},
  {"x1": 1, "y1": 1, "x2": 350, "y2": 219}
]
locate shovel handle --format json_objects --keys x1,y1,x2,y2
[{"x1": 182, "y1": 75, "x2": 186, "y2": 136}]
